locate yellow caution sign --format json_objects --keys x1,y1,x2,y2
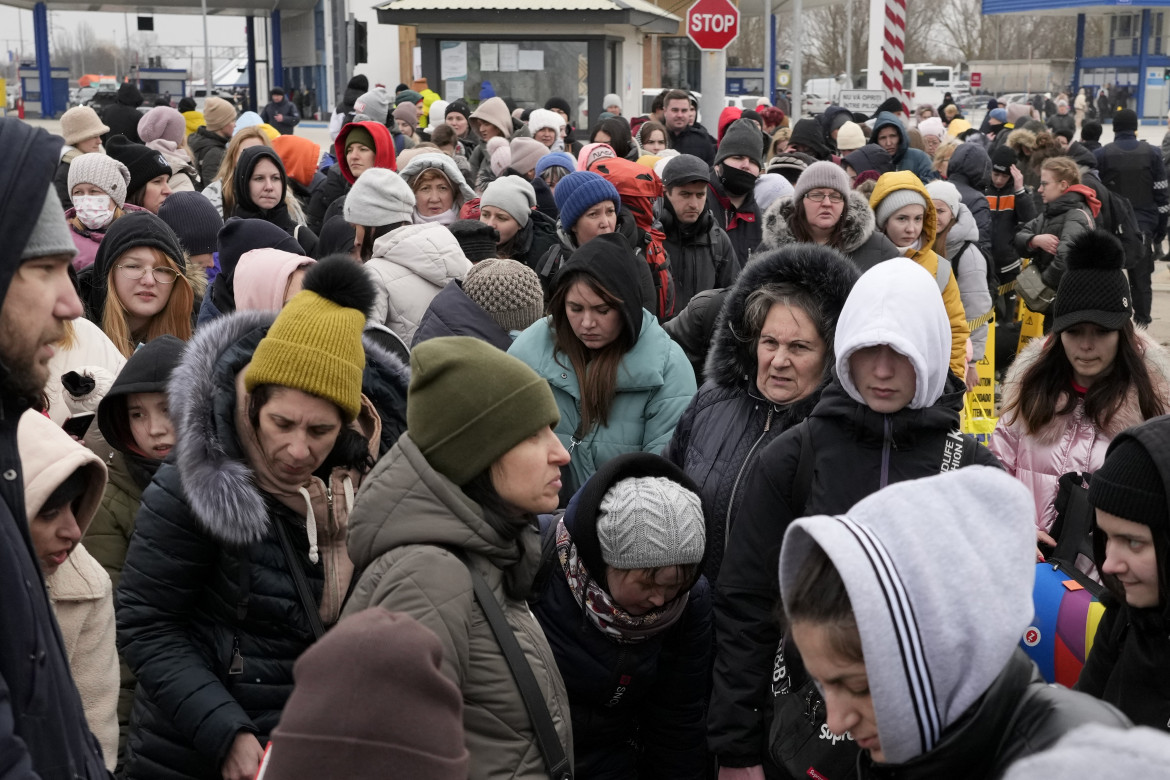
[
  {"x1": 963, "y1": 320, "x2": 997, "y2": 441},
  {"x1": 1018, "y1": 302, "x2": 1045, "y2": 353}
]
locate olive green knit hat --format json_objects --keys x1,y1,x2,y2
[{"x1": 408, "y1": 337, "x2": 559, "y2": 486}]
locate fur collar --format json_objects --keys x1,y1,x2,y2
[
  {"x1": 703, "y1": 243, "x2": 859, "y2": 388},
  {"x1": 759, "y1": 190, "x2": 878, "y2": 256},
  {"x1": 169, "y1": 310, "x2": 410, "y2": 546},
  {"x1": 1001, "y1": 330, "x2": 1170, "y2": 445}
]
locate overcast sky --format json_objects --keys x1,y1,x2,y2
[{"x1": 0, "y1": 7, "x2": 246, "y2": 60}]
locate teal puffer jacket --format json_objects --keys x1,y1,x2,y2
[{"x1": 509, "y1": 309, "x2": 697, "y2": 496}]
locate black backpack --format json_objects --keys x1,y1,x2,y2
[{"x1": 1102, "y1": 189, "x2": 1143, "y2": 270}]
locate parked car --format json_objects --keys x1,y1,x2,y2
[
  {"x1": 802, "y1": 92, "x2": 832, "y2": 116},
  {"x1": 726, "y1": 95, "x2": 766, "y2": 110}
]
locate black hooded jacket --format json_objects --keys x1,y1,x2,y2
[
  {"x1": 787, "y1": 118, "x2": 830, "y2": 160},
  {"x1": 101, "y1": 83, "x2": 145, "y2": 144},
  {"x1": 532, "y1": 453, "x2": 712, "y2": 780},
  {"x1": 660, "y1": 197, "x2": 739, "y2": 311},
  {"x1": 708, "y1": 374, "x2": 1002, "y2": 767},
  {"x1": 1075, "y1": 416, "x2": 1170, "y2": 732},
  {"x1": 945, "y1": 144, "x2": 994, "y2": 257},
  {"x1": 663, "y1": 245, "x2": 858, "y2": 584},
  {"x1": 232, "y1": 146, "x2": 317, "y2": 255},
  {"x1": 0, "y1": 117, "x2": 109, "y2": 779},
  {"x1": 842, "y1": 144, "x2": 894, "y2": 177}
]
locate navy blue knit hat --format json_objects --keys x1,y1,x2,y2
[
  {"x1": 554, "y1": 171, "x2": 620, "y2": 232},
  {"x1": 158, "y1": 191, "x2": 224, "y2": 256}
]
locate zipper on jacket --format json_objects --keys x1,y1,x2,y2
[
  {"x1": 723, "y1": 406, "x2": 774, "y2": 549},
  {"x1": 228, "y1": 636, "x2": 244, "y2": 676},
  {"x1": 880, "y1": 416, "x2": 893, "y2": 489}
]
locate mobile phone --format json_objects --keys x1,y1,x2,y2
[{"x1": 62, "y1": 413, "x2": 95, "y2": 439}]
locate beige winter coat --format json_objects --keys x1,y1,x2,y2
[
  {"x1": 344, "y1": 433, "x2": 574, "y2": 780},
  {"x1": 17, "y1": 410, "x2": 119, "y2": 771}
]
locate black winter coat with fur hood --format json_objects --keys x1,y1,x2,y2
[
  {"x1": 115, "y1": 310, "x2": 409, "y2": 780},
  {"x1": 662, "y1": 245, "x2": 858, "y2": 584},
  {"x1": 759, "y1": 189, "x2": 900, "y2": 274}
]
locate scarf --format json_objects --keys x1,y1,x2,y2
[
  {"x1": 413, "y1": 206, "x2": 458, "y2": 226},
  {"x1": 146, "y1": 138, "x2": 192, "y2": 164},
  {"x1": 555, "y1": 518, "x2": 688, "y2": 644}
]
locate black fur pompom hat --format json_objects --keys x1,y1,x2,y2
[
  {"x1": 244, "y1": 255, "x2": 375, "y2": 421},
  {"x1": 1052, "y1": 230, "x2": 1132, "y2": 334}
]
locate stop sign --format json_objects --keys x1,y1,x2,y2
[{"x1": 687, "y1": 0, "x2": 739, "y2": 51}]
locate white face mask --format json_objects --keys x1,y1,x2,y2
[{"x1": 73, "y1": 194, "x2": 116, "y2": 231}]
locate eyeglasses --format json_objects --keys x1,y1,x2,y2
[
  {"x1": 116, "y1": 264, "x2": 179, "y2": 285},
  {"x1": 805, "y1": 190, "x2": 844, "y2": 203}
]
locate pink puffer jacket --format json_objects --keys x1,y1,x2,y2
[{"x1": 990, "y1": 330, "x2": 1170, "y2": 532}]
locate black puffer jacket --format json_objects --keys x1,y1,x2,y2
[
  {"x1": 709, "y1": 175, "x2": 764, "y2": 266},
  {"x1": 708, "y1": 376, "x2": 1002, "y2": 767},
  {"x1": 663, "y1": 245, "x2": 858, "y2": 584},
  {"x1": 668, "y1": 123, "x2": 716, "y2": 165},
  {"x1": 532, "y1": 454, "x2": 712, "y2": 780},
  {"x1": 945, "y1": 144, "x2": 994, "y2": 257},
  {"x1": 101, "y1": 83, "x2": 144, "y2": 144},
  {"x1": 411, "y1": 279, "x2": 513, "y2": 351},
  {"x1": 859, "y1": 649, "x2": 1127, "y2": 779},
  {"x1": 759, "y1": 189, "x2": 900, "y2": 274},
  {"x1": 0, "y1": 117, "x2": 108, "y2": 780},
  {"x1": 188, "y1": 127, "x2": 228, "y2": 191},
  {"x1": 116, "y1": 311, "x2": 409, "y2": 779},
  {"x1": 660, "y1": 198, "x2": 739, "y2": 311}
]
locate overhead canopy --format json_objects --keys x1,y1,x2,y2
[
  {"x1": 2, "y1": 0, "x2": 313, "y2": 14},
  {"x1": 736, "y1": 0, "x2": 855, "y2": 13},
  {"x1": 373, "y1": 0, "x2": 681, "y2": 33},
  {"x1": 981, "y1": 0, "x2": 1170, "y2": 16}
]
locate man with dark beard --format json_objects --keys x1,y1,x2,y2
[
  {"x1": 0, "y1": 117, "x2": 109, "y2": 779},
  {"x1": 709, "y1": 118, "x2": 765, "y2": 265}
]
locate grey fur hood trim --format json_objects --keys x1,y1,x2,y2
[
  {"x1": 759, "y1": 189, "x2": 879, "y2": 255},
  {"x1": 704, "y1": 243, "x2": 859, "y2": 388},
  {"x1": 169, "y1": 310, "x2": 411, "y2": 547}
]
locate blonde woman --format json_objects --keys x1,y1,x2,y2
[
  {"x1": 83, "y1": 212, "x2": 199, "y2": 359},
  {"x1": 932, "y1": 139, "x2": 960, "y2": 179},
  {"x1": 202, "y1": 125, "x2": 272, "y2": 218}
]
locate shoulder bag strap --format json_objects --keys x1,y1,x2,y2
[
  {"x1": 274, "y1": 517, "x2": 326, "y2": 640},
  {"x1": 447, "y1": 547, "x2": 573, "y2": 780}
]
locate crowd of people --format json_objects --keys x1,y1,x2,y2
[{"x1": 2, "y1": 75, "x2": 1170, "y2": 780}]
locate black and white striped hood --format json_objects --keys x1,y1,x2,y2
[{"x1": 778, "y1": 466, "x2": 1036, "y2": 764}]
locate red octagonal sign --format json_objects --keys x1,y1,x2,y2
[{"x1": 687, "y1": 0, "x2": 739, "y2": 51}]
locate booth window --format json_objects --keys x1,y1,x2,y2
[{"x1": 662, "y1": 37, "x2": 700, "y2": 92}]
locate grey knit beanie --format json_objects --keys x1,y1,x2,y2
[
  {"x1": 793, "y1": 160, "x2": 851, "y2": 203},
  {"x1": 925, "y1": 180, "x2": 961, "y2": 219},
  {"x1": 463, "y1": 258, "x2": 545, "y2": 333},
  {"x1": 597, "y1": 476, "x2": 706, "y2": 570},
  {"x1": 481, "y1": 175, "x2": 536, "y2": 228},
  {"x1": 874, "y1": 188, "x2": 928, "y2": 229},
  {"x1": 68, "y1": 153, "x2": 131, "y2": 208},
  {"x1": 344, "y1": 168, "x2": 416, "y2": 227},
  {"x1": 354, "y1": 87, "x2": 392, "y2": 125},
  {"x1": 23, "y1": 185, "x2": 78, "y2": 262},
  {"x1": 715, "y1": 118, "x2": 765, "y2": 169}
]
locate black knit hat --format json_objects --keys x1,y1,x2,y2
[
  {"x1": 448, "y1": 219, "x2": 499, "y2": 262},
  {"x1": 1114, "y1": 109, "x2": 1138, "y2": 133},
  {"x1": 1090, "y1": 435, "x2": 1166, "y2": 528},
  {"x1": 105, "y1": 135, "x2": 173, "y2": 198},
  {"x1": 876, "y1": 97, "x2": 904, "y2": 116},
  {"x1": 1052, "y1": 230, "x2": 1132, "y2": 333},
  {"x1": 445, "y1": 100, "x2": 471, "y2": 122},
  {"x1": 158, "y1": 191, "x2": 224, "y2": 256},
  {"x1": 991, "y1": 145, "x2": 1017, "y2": 174},
  {"x1": 715, "y1": 118, "x2": 765, "y2": 169},
  {"x1": 544, "y1": 96, "x2": 572, "y2": 116}
]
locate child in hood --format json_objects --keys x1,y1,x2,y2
[{"x1": 17, "y1": 410, "x2": 118, "y2": 771}]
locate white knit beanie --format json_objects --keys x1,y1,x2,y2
[
  {"x1": 343, "y1": 168, "x2": 416, "y2": 227},
  {"x1": 481, "y1": 175, "x2": 536, "y2": 228},
  {"x1": 68, "y1": 153, "x2": 132, "y2": 208},
  {"x1": 597, "y1": 476, "x2": 706, "y2": 570},
  {"x1": 925, "y1": 180, "x2": 961, "y2": 219},
  {"x1": 918, "y1": 116, "x2": 947, "y2": 141},
  {"x1": 528, "y1": 108, "x2": 565, "y2": 134}
]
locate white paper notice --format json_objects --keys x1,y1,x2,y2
[
  {"x1": 518, "y1": 50, "x2": 543, "y2": 71},
  {"x1": 444, "y1": 80, "x2": 464, "y2": 102},
  {"x1": 440, "y1": 41, "x2": 467, "y2": 81},
  {"x1": 499, "y1": 43, "x2": 519, "y2": 72},
  {"x1": 480, "y1": 43, "x2": 499, "y2": 72}
]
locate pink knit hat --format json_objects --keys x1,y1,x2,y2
[{"x1": 138, "y1": 106, "x2": 187, "y2": 145}]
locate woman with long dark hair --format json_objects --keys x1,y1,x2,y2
[
  {"x1": 590, "y1": 117, "x2": 636, "y2": 160},
  {"x1": 509, "y1": 232, "x2": 696, "y2": 497},
  {"x1": 991, "y1": 231, "x2": 1168, "y2": 555}
]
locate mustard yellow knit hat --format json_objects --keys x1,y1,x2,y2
[{"x1": 245, "y1": 256, "x2": 374, "y2": 421}]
